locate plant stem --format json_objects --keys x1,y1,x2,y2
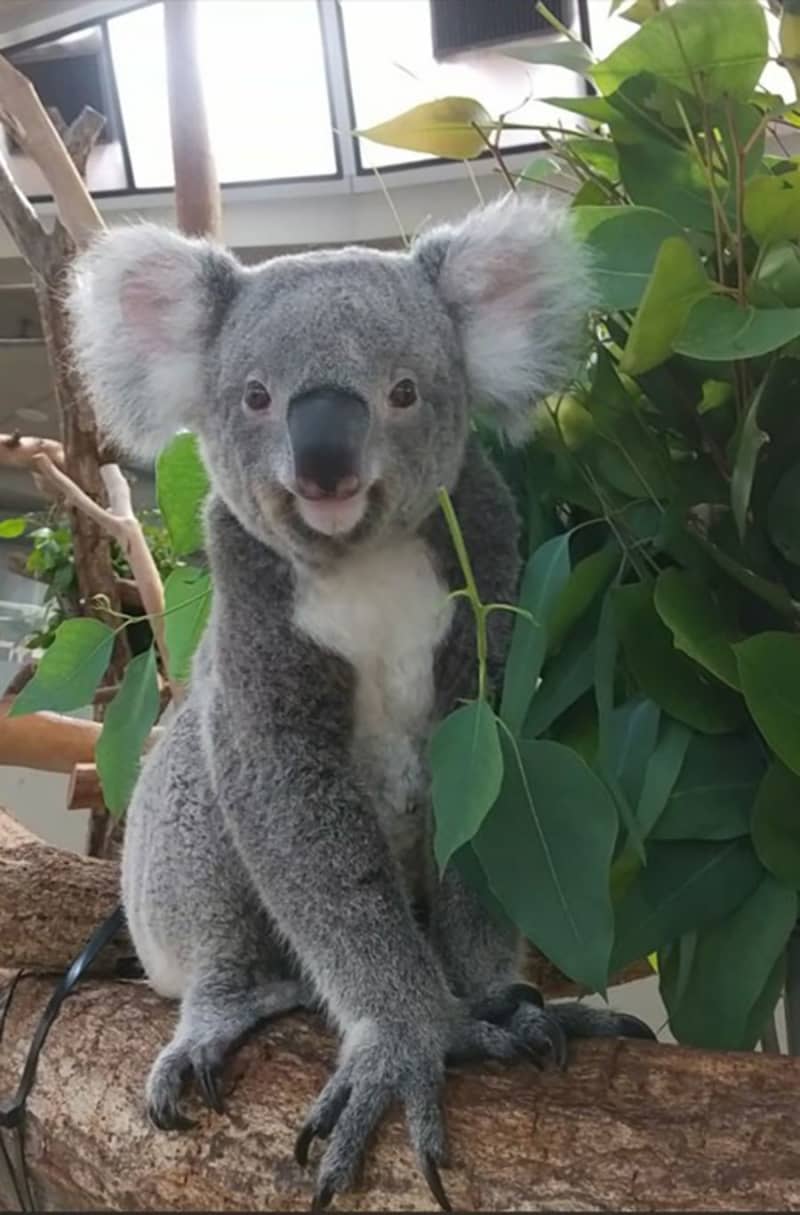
[{"x1": 437, "y1": 486, "x2": 489, "y2": 702}]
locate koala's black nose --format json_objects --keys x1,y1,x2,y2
[{"x1": 288, "y1": 387, "x2": 368, "y2": 499}]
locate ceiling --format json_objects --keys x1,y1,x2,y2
[{"x1": 0, "y1": 1, "x2": 82, "y2": 38}]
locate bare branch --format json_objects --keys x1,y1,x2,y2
[
  {"x1": 0, "y1": 147, "x2": 48, "y2": 271},
  {"x1": 0, "y1": 52, "x2": 103, "y2": 247},
  {"x1": 32, "y1": 454, "x2": 177, "y2": 699},
  {"x1": 0, "y1": 431, "x2": 64, "y2": 471},
  {"x1": 64, "y1": 105, "x2": 105, "y2": 178}
]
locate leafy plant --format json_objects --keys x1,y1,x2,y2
[{"x1": 365, "y1": 0, "x2": 800, "y2": 1049}]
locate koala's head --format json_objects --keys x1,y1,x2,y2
[{"x1": 68, "y1": 198, "x2": 592, "y2": 563}]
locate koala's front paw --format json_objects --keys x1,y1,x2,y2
[{"x1": 294, "y1": 1021, "x2": 451, "y2": 1211}]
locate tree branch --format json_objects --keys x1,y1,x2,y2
[
  {"x1": 0, "y1": 53, "x2": 103, "y2": 248},
  {"x1": 0, "y1": 431, "x2": 64, "y2": 471},
  {"x1": 0, "y1": 147, "x2": 48, "y2": 272},
  {"x1": 31, "y1": 454, "x2": 176, "y2": 698}
]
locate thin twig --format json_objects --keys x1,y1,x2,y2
[{"x1": 31, "y1": 454, "x2": 178, "y2": 701}]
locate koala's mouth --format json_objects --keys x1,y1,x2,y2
[
  {"x1": 284, "y1": 481, "x2": 384, "y2": 543},
  {"x1": 294, "y1": 487, "x2": 368, "y2": 537}
]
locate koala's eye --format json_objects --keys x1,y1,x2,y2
[
  {"x1": 389, "y1": 377, "x2": 418, "y2": 410},
  {"x1": 243, "y1": 379, "x2": 272, "y2": 413}
]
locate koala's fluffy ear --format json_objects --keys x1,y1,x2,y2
[
  {"x1": 414, "y1": 197, "x2": 594, "y2": 443},
  {"x1": 68, "y1": 224, "x2": 242, "y2": 458}
]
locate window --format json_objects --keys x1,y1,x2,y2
[
  {"x1": 340, "y1": 0, "x2": 589, "y2": 171},
  {"x1": 107, "y1": 1, "x2": 337, "y2": 190}
]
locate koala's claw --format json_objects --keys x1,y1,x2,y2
[
  {"x1": 310, "y1": 1181, "x2": 335, "y2": 1211},
  {"x1": 422, "y1": 1152, "x2": 452, "y2": 1212},
  {"x1": 196, "y1": 1063, "x2": 226, "y2": 1115},
  {"x1": 147, "y1": 1101, "x2": 196, "y2": 1133},
  {"x1": 616, "y1": 1013, "x2": 657, "y2": 1042}
]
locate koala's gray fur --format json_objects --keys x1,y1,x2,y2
[{"x1": 68, "y1": 198, "x2": 653, "y2": 1210}]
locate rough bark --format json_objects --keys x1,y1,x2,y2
[
  {"x1": 1, "y1": 974, "x2": 800, "y2": 1212},
  {"x1": 0, "y1": 811, "x2": 126, "y2": 973}
]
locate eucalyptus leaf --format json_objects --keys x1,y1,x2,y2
[
  {"x1": 614, "y1": 582, "x2": 744, "y2": 734},
  {"x1": 612, "y1": 837, "x2": 764, "y2": 971},
  {"x1": 662, "y1": 875, "x2": 796, "y2": 1050},
  {"x1": 0, "y1": 518, "x2": 26, "y2": 539},
  {"x1": 156, "y1": 433, "x2": 210, "y2": 558},
  {"x1": 475, "y1": 735, "x2": 617, "y2": 992},
  {"x1": 431, "y1": 701, "x2": 503, "y2": 871},
  {"x1": 676, "y1": 296, "x2": 800, "y2": 361},
  {"x1": 506, "y1": 39, "x2": 593, "y2": 75},
  {"x1": 500, "y1": 533, "x2": 571, "y2": 735},
  {"x1": 11, "y1": 618, "x2": 114, "y2": 717},
  {"x1": 651, "y1": 732, "x2": 765, "y2": 841},
  {"x1": 653, "y1": 567, "x2": 740, "y2": 690},
  {"x1": 621, "y1": 236, "x2": 710, "y2": 375},
  {"x1": 767, "y1": 463, "x2": 800, "y2": 566},
  {"x1": 163, "y1": 567, "x2": 212, "y2": 684},
  {"x1": 636, "y1": 718, "x2": 692, "y2": 837},
  {"x1": 95, "y1": 647, "x2": 160, "y2": 817},
  {"x1": 592, "y1": 0, "x2": 768, "y2": 102},
  {"x1": 573, "y1": 206, "x2": 684, "y2": 310},
  {"x1": 752, "y1": 760, "x2": 800, "y2": 888},
  {"x1": 618, "y1": 140, "x2": 721, "y2": 232},
  {"x1": 745, "y1": 167, "x2": 800, "y2": 245},
  {"x1": 357, "y1": 97, "x2": 492, "y2": 160},
  {"x1": 731, "y1": 372, "x2": 770, "y2": 541},
  {"x1": 735, "y1": 632, "x2": 800, "y2": 776}
]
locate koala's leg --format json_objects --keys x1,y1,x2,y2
[
  {"x1": 147, "y1": 963, "x2": 306, "y2": 1130},
  {"x1": 430, "y1": 858, "x2": 655, "y2": 1065},
  {"x1": 124, "y1": 702, "x2": 309, "y2": 1131}
]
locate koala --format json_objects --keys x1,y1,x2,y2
[{"x1": 68, "y1": 198, "x2": 653, "y2": 1211}]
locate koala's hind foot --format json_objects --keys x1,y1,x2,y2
[
  {"x1": 295, "y1": 1020, "x2": 451, "y2": 1212},
  {"x1": 147, "y1": 974, "x2": 305, "y2": 1131}
]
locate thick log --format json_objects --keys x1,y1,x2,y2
[
  {"x1": 1, "y1": 974, "x2": 800, "y2": 1212},
  {"x1": 0, "y1": 810, "x2": 124, "y2": 971},
  {"x1": 0, "y1": 701, "x2": 99, "y2": 773}
]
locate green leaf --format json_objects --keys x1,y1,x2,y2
[
  {"x1": 431, "y1": 701, "x2": 503, "y2": 871},
  {"x1": 356, "y1": 97, "x2": 492, "y2": 160},
  {"x1": 524, "y1": 632, "x2": 595, "y2": 738},
  {"x1": 547, "y1": 544, "x2": 619, "y2": 655},
  {"x1": 607, "y1": 697, "x2": 661, "y2": 810},
  {"x1": 731, "y1": 373, "x2": 770, "y2": 541},
  {"x1": 594, "y1": 588, "x2": 618, "y2": 772},
  {"x1": 675, "y1": 296, "x2": 800, "y2": 361},
  {"x1": 735, "y1": 632, "x2": 800, "y2": 776},
  {"x1": 621, "y1": 237, "x2": 709, "y2": 376},
  {"x1": 95, "y1": 647, "x2": 160, "y2": 817},
  {"x1": 507, "y1": 39, "x2": 593, "y2": 74},
  {"x1": 156, "y1": 433, "x2": 210, "y2": 558},
  {"x1": 767, "y1": 462, "x2": 800, "y2": 565},
  {"x1": 500, "y1": 534, "x2": 571, "y2": 735},
  {"x1": 636, "y1": 718, "x2": 692, "y2": 836},
  {"x1": 749, "y1": 242, "x2": 800, "y2": 308},
  {"x1": 653, "y1": 568, "x2": 740, "y2": 690},
  {"x1": 743, "y1": 955, "x2": 786, "y2": 1049},
  {"x1": 592, "y1": 0, "x2": 768, "y2": 102},
  {"x1": 163, "y1": 567, "x2": 212, "y2": 683},
  {"x1": 611, "y1": 837, "x2": 765, "y2": 971},
  {"x1": 572, "y1": 206, "x2": 683, "y2": 311},
  {"x1": 618, "y1": 140, "x2": 720, "y2": 233},
  {"x1": 690, "y1": 527, "x2": 800, "y2": 621},
  {"x1": 662, "y1": 875, "x2": 796, "y2": 1050},
  {"x1": 752, "y1": 760, "x2": 800, "y2": 887},
  {"x1": 745, "y1": 167, "x2": 800, "y2": 244},
  {"x1": 0, "y1": 517, "x2": 26, "y2": 539},
  {"x1": 614, "y1": 582, "x2": 744, "y2": 734},
  {"x1": 11, "y1": 617, "x2": 114, "y2": 716},
  {"x1": 541, "y1": 95, "x2": 618, "y2": 123},
  {"x1": 651, "y1": 732, "x2": 765, "y2": 840},
  {"x1": 474, "y1": 735, "x2": 617, "y2": 991}
]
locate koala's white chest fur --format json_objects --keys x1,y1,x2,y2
[{"x1": 293, "y1": 539, "x2": 453, "y2": 867}]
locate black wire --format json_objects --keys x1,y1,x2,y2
[{"x1": 0, "y1": 905, "x2": 125, "y2": 1212}]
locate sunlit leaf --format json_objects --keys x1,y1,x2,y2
[
  {"x1": 621, "y1": 236, "x2": 710, "y2": 375},
  {"x1": 357, "y1": 97, "x2": 492, "y2": 160},
  {"x1": 163, "y1": 567, "x2": 212, "y2": 683},
  {"x1": 0, "y1": 518, "x2": 26, "y2": 539},
  {"x1": 506, "y1": 39, "x2": 593, "y2": 75},
  {"x1": 96, "y1": 647, "x2": 160, "y2": 817},
  {"x1": 11, "y1": 618, "x2": 114, "y2": 717},
  {"x1": 156, "y1": 433, "x2": 210, "y2": 558},
  {"x1": 745, "y1": 167, "x2": 800, "y2": 244}
]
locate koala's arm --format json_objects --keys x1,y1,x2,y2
[
  {"x1": 423, "y1": 439, "x2": 525, "y2": 1001},
  {"x1": 204, "y1": 500, "x2": 456, "y2": 1037}
]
